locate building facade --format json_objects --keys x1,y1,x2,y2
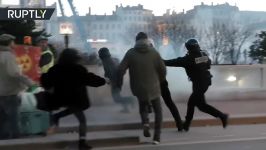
[
  {"x1": 49, "y1": 4, "x2": 154, "y2": 57},
  {"x1": 47, "y1": 3, "x2": 266, "y2": 57}
]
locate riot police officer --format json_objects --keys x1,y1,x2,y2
[{"x1": 164, "y1": 39, "x2": 228, "y2": 131}]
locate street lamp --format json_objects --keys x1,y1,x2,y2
[
  {"x1": 59, "y1": 22, "x2": 73, "y2": 48},
  {"x1": 226, "y1": 75, "x2": 237, "y2": 82}
]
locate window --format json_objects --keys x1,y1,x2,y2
[
  {"x1": 112, "y1": 24, "x2": 115, "y2": 29},
  {"x1": 106, "y1": 24, "x2": 109, "y2": 30},
  {"x1": 91, "y1": 32, "x2": 96, "y2": 38},
  {"x1": 100, "y1": 33, "x2": 104, "y2": 38},
  {"x1": 99, "y1": 24, "x2": 103, "y2": 30},
  {"x1": 112, "y1": 34, "x2": 116, "y2": 40},
  {"x1": 107, "y1": 33, "x2": 111, "y2": 40},
  {"x1": 105, "y1": 33, "x2": 109, "y2": 39},
  {"x1": 93, "y1": 24, "x2": 97, "y2": 29}
]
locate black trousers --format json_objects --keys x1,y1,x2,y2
[
  {"x1": 185, "y1": 81, "x2": 224, "y2": 124},
  {"x1": 54, "y1": 109, "x2": 87, "y2": 139},
  {"x1": 160, "y1": 80, "x2": 183, "y2": 128},
  {"x1": 138, "y1": 97, "x2": 162, "y2": 141},
  {"x1": 0, "y1": 95, "x2": 20, "y2": 139}
]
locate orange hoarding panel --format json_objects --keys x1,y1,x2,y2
[{"x1": 14, "y1": 45, "x2": 41, "y2": 82}]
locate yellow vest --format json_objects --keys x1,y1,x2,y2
[{"x1": 41, "y1": 49, "x2": 55, "y2": 74}]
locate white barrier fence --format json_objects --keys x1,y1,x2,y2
[{"x1": 87, "y1": 65, "x2": 266, "y2": 105}]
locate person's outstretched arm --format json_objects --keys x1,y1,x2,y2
[
  {"x1": 76, "y1": 64, "x2": 106, "y2": 87},
  {"x1": 117, "y1": 51, "x2": 130, "y2": 88},
  {"x1": 164, "y1": 56, "x2": 187, "y2": 67},
  {"x1": 85, "y1": 72, "x2": 106, "y2": 87}
]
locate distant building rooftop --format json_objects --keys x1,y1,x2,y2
[{"x1": 115, "y1": 4, "x2": 152, "y2": 12}]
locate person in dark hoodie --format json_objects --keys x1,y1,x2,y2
[
  {"x1": 164, "y1": 39, "x2": 228, "y2": 132},
  {"x1": 117, "y1": 32, "x2": 166, "y2": 145},
  {"x1": 98, "y1": 47, "x2": 135, "y2": 113},
  {"x1": 41, "y1": 48, "x2": 106, "y2": 150}
]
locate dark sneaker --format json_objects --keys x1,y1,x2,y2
[
  {"x1": 153, "y1": 135, "x2": 160, "y2": 145},
  {"x1": 46, "y1": 126, "x2": 57, "y2": 135},
  {"x1": 50, "y1": 115, "x2": 59, "y2": 127},
  {"x1": 178, "y1": 127, "x2": 183, "y2": 132},
  {"x1": 46, "y1": 115, "x2": 59, "y2": 135},
  {"x1": 221, "y1": 114, "x2": 229, "y2": 129},
  {"x1": 153, "y1": 140, "x2": 160, "y2": 145},
  {"x1": 143, "y1": 125, "x2": 151, "y2": 137}
]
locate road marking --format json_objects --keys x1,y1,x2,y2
[{"x1": 96, "y1": 136, "x2": 266, "y2": 150}]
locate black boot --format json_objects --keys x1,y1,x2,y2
[
  {"x1": 221, "y1": 114, "x2": 229, "y2": 129},
  {"x1": 143, "y1": 124, "x2": 151, "y2": 137},
  {"x1": 183, "y1": 121, "x2": 191, "y2": 132},
  {"x1": 79, "y1": 139, "x2": 92, "y2": 150},
  {"x1": 176, "y1": 122, "x2": 184, "y2": 132}
]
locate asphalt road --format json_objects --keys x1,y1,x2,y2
[
  {"x1": 99, "y1": 139, "x2": 266, "y2": 150},
  {"x1": 2, "y1": 124, "x2": 266, "y2": 150},
  {"x1": 97, "y1": 124, "x2": 266, "y2": 150}
]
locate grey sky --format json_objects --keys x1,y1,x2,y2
[{"x1": 1, "y1": 0, "x2": 266, "y2": 16}]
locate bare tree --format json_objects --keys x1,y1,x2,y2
[
  {"x1": 223, "y1": 24, "x2": 251, "y2": 64},
  {"x1": 165, "y1": 15, "x2": 197, "y2": 53},
  {"x1": 203, "y1": 19, "x2": 251, "y2": 64},
  {"x1": 204, "y1": 22, "x2": 228, "y2": 64}
]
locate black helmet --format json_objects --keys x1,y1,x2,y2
[
  {"x1": 98, "y1": 47, "x2": 111, "y2": 59},
  {"x1": 185, "y1": 38, "x2": 200, "y2": 52}
]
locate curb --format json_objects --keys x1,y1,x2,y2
[
  {"x1": 57, "y1": 116, "x2": 266, "y2": 133},
  {"x1": 0, "y1": 136, "x2": 139, "y2": 150},
  {"x1": 2, "y1": 116, "x2": 266, "y2": 149}
]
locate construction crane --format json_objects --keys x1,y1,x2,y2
[
  {"x1": 58, "y1": 0, "x2": 65, "y2": 17},
  {"x1": 57, "y1": 0, "x2": 91, "y2": 52}
]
